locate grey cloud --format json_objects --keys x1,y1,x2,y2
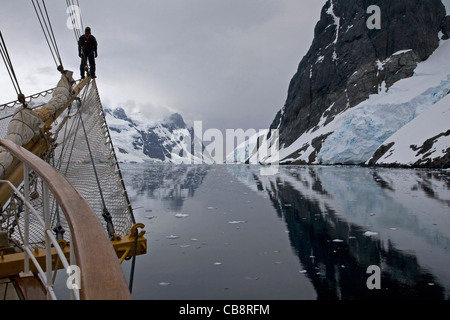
[{"x1": 0, "y1": 0, "x2": 327, "y2": 134}]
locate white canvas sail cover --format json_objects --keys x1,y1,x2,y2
[{"x1": 0, "y1": 70, "x2": 74, "y2": 177}]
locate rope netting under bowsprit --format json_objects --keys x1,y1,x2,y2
[
  {"x1": 51, "y1": 80, "x2": 135, "y2": 240},
  {"x1": 0, "y1": 80, "x2": 135, "y2": 249}
]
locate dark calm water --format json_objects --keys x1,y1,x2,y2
[{"x1": 118, "y1": 164, "x2": 450, "y2": 300}]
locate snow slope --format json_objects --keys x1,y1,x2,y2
[
  {"x1": 105, "y1": 111, "x2": 146, "y2": 163},
  {"x1": 373, "y1": 92, "x2": 450, "y2": 166},
  {"x1": 105, "y1": 109, "x2": 211, "y2": 164},
  {"x1": 443, "y1": 0, "x2": 450, "y2": 15}
]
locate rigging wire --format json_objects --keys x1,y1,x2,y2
[
  {"x1": 76, "y1": 91, "x2": 117, "y2": 240},
  {"x1": 129, "y1": 228, "x2": 138, "y2": 293},
  {"x1": 65, "y1": 0, "x2": 84, "y2": 44},
  {"x1": 31, "y1": 0, "x2": 63, "y2": 71},
  {"x1": 29, "y1": 1, "x2": 138, "y2": 292},
  {"x1": 0, "y1": 30, "x2": 25, "y2": 102},
  {"x1": 76, "y1": 0, "x2": 85, "y2": 35}
]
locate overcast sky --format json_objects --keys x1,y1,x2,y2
[{"x1": 0, "y1": 0, "x2": 327, "y2": 133}]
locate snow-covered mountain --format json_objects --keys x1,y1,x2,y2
[
  {"x1": 106, "y1": 0, "x2": 450, "y2": 168},
  {"x1": 256, "y1": 0, "x2": 450, "y2": 168},
  {"x1": 105, "y1": 108, "x2": 213, "y2": 164}
]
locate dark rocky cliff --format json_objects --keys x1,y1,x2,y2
[{"x1": 270, "y1": 0, "x2": 448, "y2": 150}]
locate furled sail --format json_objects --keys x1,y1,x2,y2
[{"x1": 0, "y1": 70, "x2": 75, "y2": 178}]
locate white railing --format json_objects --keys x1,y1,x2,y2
[
  {"x1": 0, "y1": 139, "x2": 131, "y2": 300},
  {"x1": 0, "y1": 169, "x2": 79, "y2": 300}
]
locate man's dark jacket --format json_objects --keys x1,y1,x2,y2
[{"x1": 78, "y1": 33, "x2": 97, "y2": 57}]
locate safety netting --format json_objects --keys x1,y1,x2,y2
[{"x1": 0, "y1": 77, "x2": 135, "y2": 249}]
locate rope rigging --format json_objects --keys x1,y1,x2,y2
[
  {"x1": 31, "y1": 0, "x2": 64, "y2": 71},
  {"x1": 0, "y1": 31, "x2": 25, "y2": 103},
  {"x1": 65, "y1": 0, "x2": 84, "y2": 45},
  {"x1": 0, "y1": 2, "x2": 144, "y2": 294},
  {"x1": 76, "y1": 90, "x2": 116, "y2": 240},
  {"x1": 30, "y1": 0, "x2": 122, "y2": 241}
]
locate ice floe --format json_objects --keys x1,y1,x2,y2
[{"x1": 175, "y1": 213, "x2": 189, "y2": 218}]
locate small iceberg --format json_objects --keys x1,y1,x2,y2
[
  {"x1": 159, "y1": 282, "x2": 171, "y2": 286},
  {"x1": 175, "y1": 213, "x2": 189, "y2": 218},
  {"x1": 363, "y1": 231, "x2": 378, "y2": 237}
]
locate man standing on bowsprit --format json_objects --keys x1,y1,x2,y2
[{"x1": 78, "y1": 26, "x2": 98, "y2": 79}]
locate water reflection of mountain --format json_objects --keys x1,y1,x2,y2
[
  {"x1": 228, "y1": 165, "x2": 450, "y2": 300},
  {"x1": 121, "y1": 163, "x2": 211, "y2": 211}
]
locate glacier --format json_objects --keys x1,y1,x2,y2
[{"x1": 267, "y1": 37, "x2": 450, "y2": 166}]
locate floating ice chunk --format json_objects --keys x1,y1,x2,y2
[
  {"x1": 363, "y1": 231, "x2": 378, "y2": 237},
  {"x1": 159, "y1": 282, "x2": 170, "y2": 286},
  {"x1": 244, "y1": 276, "x2": 259, "y2": 281},
  {"x1": 175, "y1": 213, "x2": 189, "y2": 218},
  {"x1": 260, "y1": 166, "x2": 279, "y2": 176},
  {"x1": 166, "y1": 235, "x2": 180, "y2": 239},
  {"x1": 228, "y1": 220, "x2": 247, "y2": 224},
  {"x1": 207, "y1": 206, "x2": 217, "y2": 210},
  {"x1": 332, "y1": 239, "x2": 344, "y2": 243},
  {"x1": 299, "y1": 270, "x2": 307, "y2": 274},
  {"x1": 179, "y1": 245, "x2": 190, "y2": 248},
  {"x1": 214, "y1": 262, "x2": 222, "y2": 265},
  {"x1": 389, "y1": 227, "x2": 398, "y2": 231}
]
